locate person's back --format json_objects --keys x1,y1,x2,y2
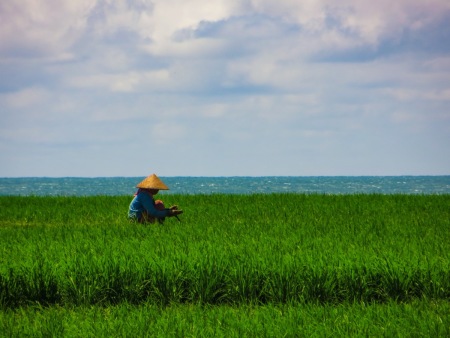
[{"x1": 128, "y1": 174, "x2": 182, "y2": 223}]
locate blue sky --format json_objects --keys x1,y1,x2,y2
[{"x1": 1, "y1": 0, "x2": 449, "y2": 177}]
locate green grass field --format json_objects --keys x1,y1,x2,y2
[{"x1": 1, "y1": 194, "x2": 449, "y2": 336}]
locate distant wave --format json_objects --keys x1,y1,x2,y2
[{"x1": 1, "y1": 176, "x2": 449, "y2": 196}]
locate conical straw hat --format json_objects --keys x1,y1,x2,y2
[{"x1": 136, "y1": 174, "x2": 169, "y2": 190}]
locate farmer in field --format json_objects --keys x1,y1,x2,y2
[{"x1": 128, "y1": 174, "x2": 183, "y2": 224}]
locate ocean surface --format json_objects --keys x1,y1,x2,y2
[{"x1": 0, "y1": 176, "x2": 449, "y2": 196}]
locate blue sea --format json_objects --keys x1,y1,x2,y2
[{"x1": 0, "y1": 176, "x2": 449, "y2": 196}]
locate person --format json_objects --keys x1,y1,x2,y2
[{"x1": 128, "y1": 174, "x2": 183, "y2": 224}]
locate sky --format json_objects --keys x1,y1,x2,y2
[{"x1": 1, "y1": 0, "x2": 449, "y2": 177}]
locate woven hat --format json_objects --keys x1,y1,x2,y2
[{"x1": 136, "y1": 174, "x2": 169, "y2": 190}]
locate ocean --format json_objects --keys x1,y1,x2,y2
[{"x1": 0, "y1": 176, "x2": 449, "y2": 196}]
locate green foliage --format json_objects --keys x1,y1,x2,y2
[
  {"x1": 1, "y1": 301, "x2": 449, "y2": 337},
  {"x1": 1, "y1": 194, "x2": 449, "y2": 335},
  {"x1": 1, "y1": 194, "x2": 449, "y2": 308}
]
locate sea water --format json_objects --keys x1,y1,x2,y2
[{"x1": 0, "y1": 176, "x2": 449, "y2": 196}]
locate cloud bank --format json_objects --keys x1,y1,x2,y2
[{"x1": 1, "y1": 0, "x2": 449, "y2": 176}]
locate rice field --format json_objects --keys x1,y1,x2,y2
[{"x1": 1, "y1": 194, "x2": 449, "y2": 336}]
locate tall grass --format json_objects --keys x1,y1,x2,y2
[
  {"x1": 1, "y1": 194, "x2": 449, "y2": 308},
  {"x1": 2, "y1": 301, "x2": 449, "y2": 337}
]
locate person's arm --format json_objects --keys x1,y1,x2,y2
[{"x1": 140, "y1": 193, "x2": 171, "y2": 218}]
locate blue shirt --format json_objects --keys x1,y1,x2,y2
[{"x1": 128, "y1": 191, "x2": 170, "y2": 220}]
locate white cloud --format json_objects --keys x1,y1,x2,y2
[
  {"x1": 2, "y1": 0, "x2": 449, "y2": 61},
  {"x1": 143, "y1": 37, "x2": 229, "y2": 59},
  {"x1": 66, "y1": 69, "x2": 171, "y2": 92},
  {"x1": 0, "y1": 1, "x2": 94, "y2": 59},
  {"x1": 149, "y1": 0, "x2": 239, "y2": 41},
  {"x1": 150, "y1": 122, "x2": 187, "y2": 145},
  {"x1": 1, "y1": 0, "x2": 449, "y2": 176},
  {"x1": 1, "y1": 86, "x2": 50, "y2": 109}
]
